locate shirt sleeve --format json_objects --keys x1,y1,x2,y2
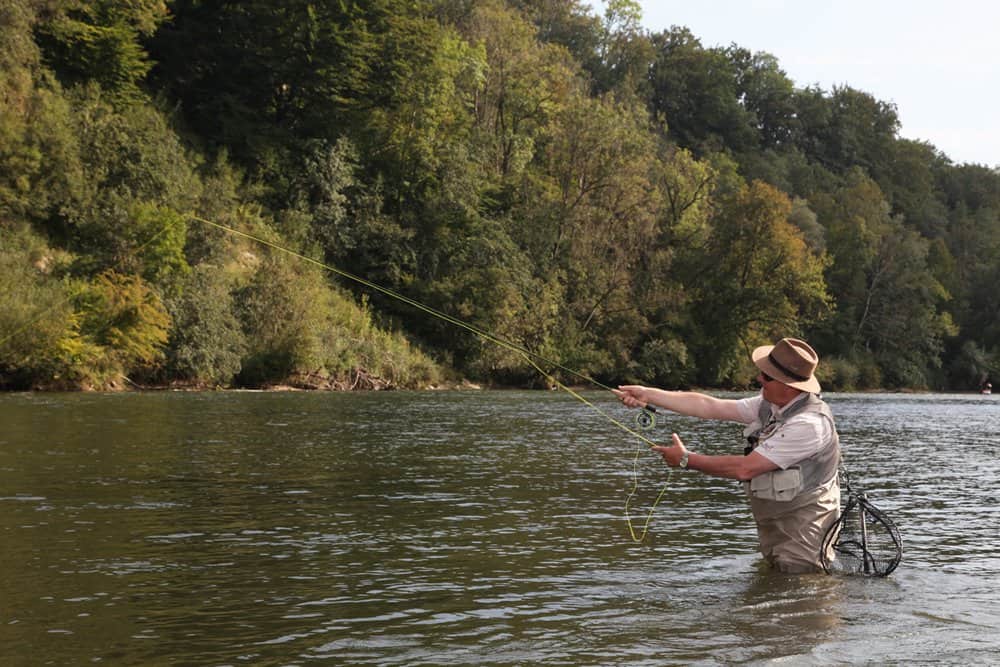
[
  {"x1": 753, "y1": 413, "x2": 830, "y2": 469},
  {"x1": 733, "y1": 394, "x2": 763, "y2": 424}
]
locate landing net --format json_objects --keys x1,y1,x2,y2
[{"x1": 821, "y1": 470, "x2": 902, "y2": 577}]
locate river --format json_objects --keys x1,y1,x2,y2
[{"x1": 1, "y1": 390, "x2": 998, "y2": 665}]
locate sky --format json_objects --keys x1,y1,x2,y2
[{"x1": 616, "y1": 0, "x2": 1000, "y2": 167}]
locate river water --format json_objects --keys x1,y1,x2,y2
[{"x1": 1, "y1": 390, "x2": 998, "y2": 665}]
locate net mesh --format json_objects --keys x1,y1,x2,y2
[{"x1": 821, "y1": 474, "x2": 902, "y2": 577}]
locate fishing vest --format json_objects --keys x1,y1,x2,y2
[{"x1": 742, "y1": 393, "x2": 840, "y2": 503}]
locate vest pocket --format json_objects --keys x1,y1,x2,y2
[
  {"x1": 747, "y1": 468, "x2": 802, "y2": 501},
  {"x1": 772, "y1": 468, "x2": 802, "y2": 501}
]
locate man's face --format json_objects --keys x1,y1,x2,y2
[{"x1": 758, "y1": 371, "x2": 796, "y2": 405}]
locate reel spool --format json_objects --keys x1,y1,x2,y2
[{"x1": 635, "y1": 406, "x2": 656, "y2": 430}]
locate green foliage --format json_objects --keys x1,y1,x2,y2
[
  {"x1": 684, "y1": 180, "x2": 832, "y2": 385},
  {"x1": 510, "y1": 0, "x2": 603, "y2": 75},
  {"x1": 366, "y1": 22, "x2": 485, "y2": 204},
  {"x1": 35, "y1": 0, "x2": 169, "y2": 103},
  {"x1": 127, "y1": 202, "x2": 190, "y2": 293},
  {"x1": 648, "y1": 28, "x2": 759, "y2": 154},
  {"x1": 164, "y1": 265, "x2": 246, "y2": 385},
  {"x1": 463, "y1": 0, "x2": 579, "y2": 182},
  {"x1": 535, "y1": 92, "x2": 662, "y2": 374},
  {"x1": 71, "y1": 86, "x2": 199, "y2": 208},
  {"x1": 587, "y1": 0, "x2": 654, "y2": 95},
  {"x1": 417, "y1": 215, "x2": 554, "y2": 380},
  {"x1": 817, "y1": 352, "x2": 883, "y2": 391},
  {"x1": 56, "y1": 86, "x2": 199, "y2": 288},
  {"x1": 4, "y1": 0, "x2": 1000, "y2": 392},
  {"x1": 148, "y1": 0, "x2": 437, "y2": 187},
  {"x1": 787, "y1": 197, "x2": 826, "y2": 253},
  {"x1": 728, "y1": 48, "x2": 797, "y2": 150},
  {"x1": 235, "y1": 254, "x2": 441, "y2": 388},
  {"x1": 812, "y1": 171, "x2": 956, "y2": 387},
  {"x1": 0, "y1": 3, "x2": 86, "y2": 224},
  {"x1": 808, "y1": 86, "x2": 900, "y2": 176},
  {"x1": 0, "y1": 225, "x2": 81, "y2": 389},
  {"x1": 0, "y1": 75, "x2": 85, "y2": 222},
  {"x1": 71, "y1": 270, "x2": 172, "y2": 381},
  {"x1": 2, "y1": 263, "x2": 174, "y2": 389},
  {"x1": 817, "y1": 355, "x2": 861, "y2": 391},
  {"x1": 632, "y1": 337, "x2": 691, "y2": 387},
  {"x1": 946, "y1": 340, "x2": 997, "y2": 391}
]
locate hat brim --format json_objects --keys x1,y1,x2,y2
[{"x1": 752, "y1": 345, "x2": 822, "y2": 393}]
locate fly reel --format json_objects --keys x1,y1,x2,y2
[{"x1": 635, "y1": 406, "x2": 656, "y2": 430}]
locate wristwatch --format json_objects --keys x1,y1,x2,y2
[{"x1": 678, "y1": 450, "x2": 689, "y2": 469}]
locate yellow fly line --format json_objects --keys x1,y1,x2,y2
[
  {"x1": 189, "y1": 215, "x2": 673, "y2": 543},
  {"x1": 518, "y1": 353, "x2": 673, "y2": 543}
]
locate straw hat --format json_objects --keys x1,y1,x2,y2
[{"x1": 752, "y1": 338, "x2": 821, "y2": 393}]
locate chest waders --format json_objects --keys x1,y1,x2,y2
[{"x1": 743, "y1": 394, "x2": 841, "y2": 573}]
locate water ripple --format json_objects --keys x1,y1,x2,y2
[{"x1": 2, "y1": 391, "x2": 1000, "y2": 664}]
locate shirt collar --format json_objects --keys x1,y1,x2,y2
[{"x1": 772, "y1": 391, "x2": 809, "y2": 417}]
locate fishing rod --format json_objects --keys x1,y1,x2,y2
[{"x1": 189, "y1": 214, "x2": 671, "y2": 542}]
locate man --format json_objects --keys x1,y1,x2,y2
[{"x1": 614, "y1": 337, "x2": 840, "y2": 574}]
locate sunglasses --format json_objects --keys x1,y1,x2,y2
[{"x1": 759, "y1": 372, "x2": 776, "y2": 383}]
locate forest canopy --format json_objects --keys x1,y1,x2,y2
[{"x1": 1, "y1": 0, "x2": 998, "y2": 391}]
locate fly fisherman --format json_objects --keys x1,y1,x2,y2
[{"x1": 614, "y1": 338, "x2": 840, "y2": 574}]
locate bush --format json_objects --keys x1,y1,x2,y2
[
  {"x1": 71, "y1": 270, "x2": 171, "y2": 385},
  {"x1": 165, "y1": 265, "x2": 246, "y2": 385},
  {"x1": 0, "y1": 225, "x2": 82, "y2": 388},
  {"x1": 633, "y1": 337, "x2": 692, "y2": 387},
  {"x1": 235, "y1": 251, "x2": 442, "y2": 388},
  {"x1": 855, "y1": 354, "x2": 884, "y2": 390},
  {"x1": 69, "y1": 87, "x2": 200, "y2": 262},
  {"x1": 817, "y1": 355, "x2": 860, "y2": 391}
]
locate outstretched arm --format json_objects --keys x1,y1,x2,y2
[{"x1": 614, "y1": 385, "x2": 746, "y2": 422}]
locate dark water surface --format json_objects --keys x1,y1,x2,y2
[{"x1": 2, "y1": 390, "x2": 999, "y2": 665}]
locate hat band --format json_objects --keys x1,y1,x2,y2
[{"x1": 767, "y1": 352, "x2": 810, "y2": 382}]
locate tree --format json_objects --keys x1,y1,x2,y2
[
  {"x1": 791, "y1": 85, "x2": 900, "y2": 179},
  {"x1": 0, "y1": 1, "x2": 87, "y2": 225},
  {"x1": 647, "y1": 27, "x2": 758, "y2": 154},
  {"x1": 510, "y1": 0, "x2": 603, "y2": 72},
  {"x1": 511, "y1": 91, "x2": 662, "y2": 376},
  {"x1": 0, "y1": 224, "x2": 82, "y2": 389},
  {"x1": 364, "y1": 22, "x2": 486, "y2": 214},
  {"x1": 627, "y1": 144, "x2": 717, "y2": 386},
  {"x1": 234, "y1": 251, "x2": 441, "y2": 388},
  {"x1": 164, "y1": 265, "x2": 246, "y2": 385},
  {"x1": 61, "y1": 86, "x2": 198, "y2": 262},
  {"x1": 813, "y1": 171, "x2": 955, "y2": 387},
  {"x1": 236, "y1": 255, "x2": 335, "y2": 386},
  {"x1": 727, "y1": 47, "x2": 797, "y2": 150},
  {"x1": 462, "y1": 0, "x2": 578, "y2": 182},
  {"x1": 684, "y1": 180, "x2": 831, "y2": 384},
  {"x1": 589, "y1": 0, "x2": 655, "y2": 95},
  {"x1": 879, "y1": 139, "x2": 948, "y2": 237},
  {"x1": 34, "y1": 0, "x2": 169, "y2": 103}
]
